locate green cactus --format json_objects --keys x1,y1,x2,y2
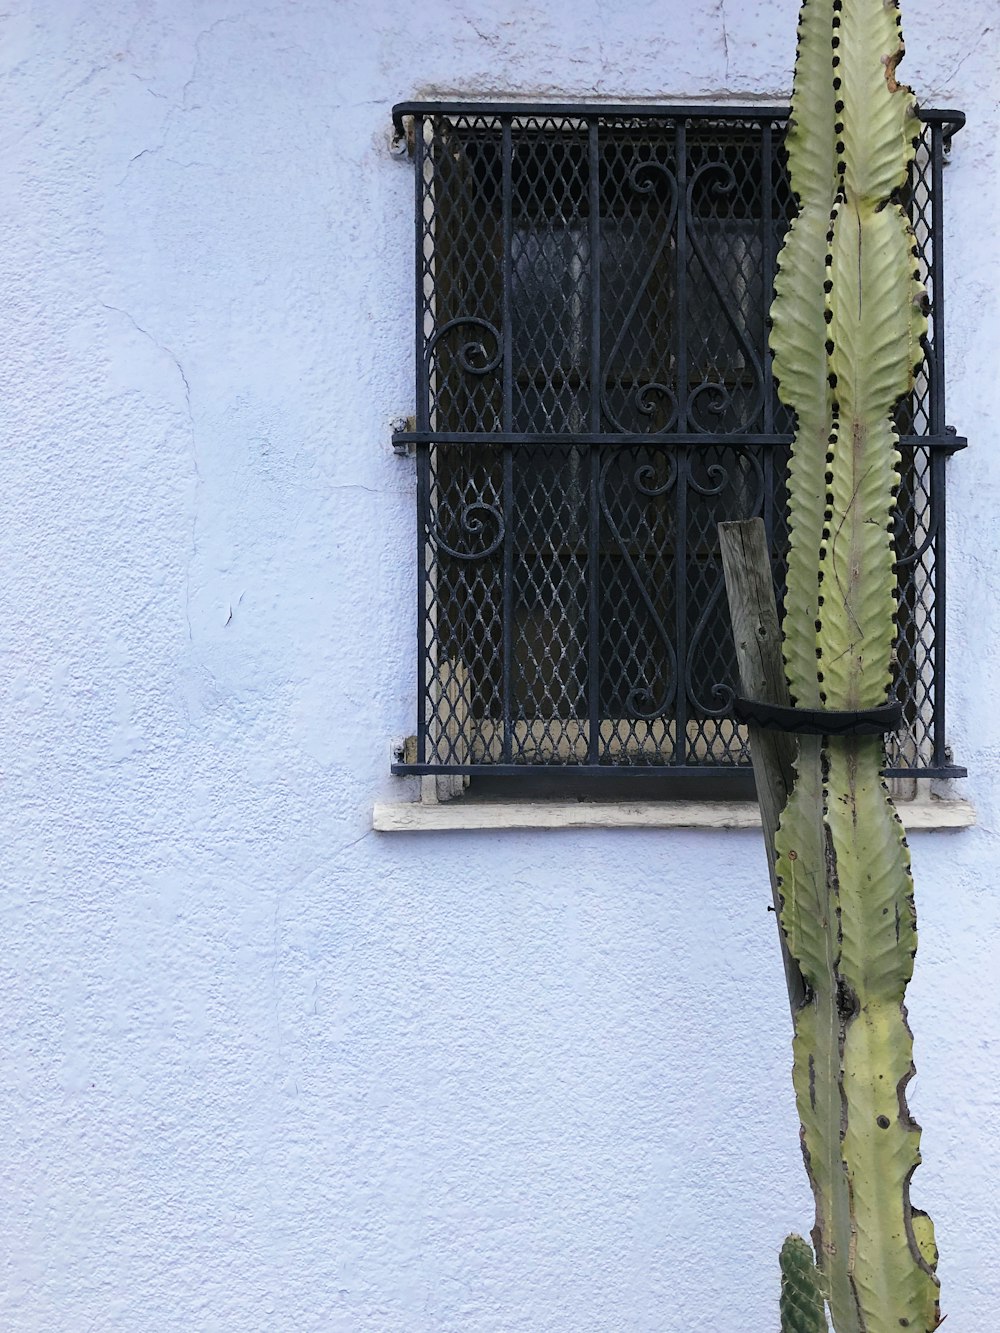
[
  {"x1": 768, "y1": 0, "x2": 940, "y2": 1330},
  {"x1": 781, "y1": 1234, "x2": 830, "y2": 1333}
]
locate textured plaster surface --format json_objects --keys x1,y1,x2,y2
[{"x1": 1, "y1": 1, "x2": 997, "y2": 1329}]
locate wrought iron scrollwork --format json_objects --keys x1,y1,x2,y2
[
  {"x1": 686, "y1": 460, "x2": 729, "y2": 497},
  {"x1": 626, "y1": 683, "x2": 673, "y2": 721},
  {"x1": 600, "y1": 161, "x2": 680, "y2": 436},
  {"x1": 633, "y1": 452, "x2": 680, "y2": 498},
  {"x1": 686, "y1": 446, "x2": 765, "y2": 505},
  {"x1": 684, "y1": 161, "x2": 765, "y2": 433},
  {"x1": 685, "y1": 447, "x2": 766, "y2": 717},
  {"x1": 427, "y1": 500, "x2": 505, "y2": 562},
  {"x1": 425, "y1": 317, "x2": 502, "y2": 376},
  {"x1": 893, "y1": 519, "x2": 938, "y2": 569},
  {"x1": 598, "y1": 447, "x2": 678, "y2": 717},
  {"x1": 892, "y1": 456, "x2": 938, "y2": 569}
]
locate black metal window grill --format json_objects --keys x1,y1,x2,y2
[{"x1": 391, "y1": 102, "x2": 966, "y2": 782}]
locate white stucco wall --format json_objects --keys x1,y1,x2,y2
[{"x1": 3, "y1": 1, "x2": 998, "y2": 1328}]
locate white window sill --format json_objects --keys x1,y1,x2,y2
[{"x1": 373, "y1": 795, "x2": 975, "y2": 833}]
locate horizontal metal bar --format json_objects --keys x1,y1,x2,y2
[
  {"x1": 391, "y1": 102, "x2": 965, "y2": 137},
  {"x1": 394, "y1": 430, "x2": 967, "y2": 453},
  {"x1": 394, "y1": 763, "x2": 751, "y2": 778},
  {"x1": 392, "y1": 763, "x2": 968, "y2": 779}
]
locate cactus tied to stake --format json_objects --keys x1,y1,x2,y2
[{"x1": 767, "y1": 0, "x2": 941, "y2": 1330}]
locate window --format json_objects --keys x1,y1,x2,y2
[{"x1": 391, "y1": 102, "x2": 966, "y2": 786}]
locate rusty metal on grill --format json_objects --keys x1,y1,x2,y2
[{"x1": 391, "y1": 103, "x2": 966, "y2": 780}]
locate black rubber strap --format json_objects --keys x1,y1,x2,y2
[{"x1": 734, "y1": 697, "x2": 903, "y2": 736}]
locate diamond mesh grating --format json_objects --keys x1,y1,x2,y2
[{"x1": 401, "y1": 106, "x2": 964, "y2": 779}]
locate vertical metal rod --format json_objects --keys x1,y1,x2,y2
[
  {"x1": 415, "y1": 115, "x2": 428, "y2": 432},
  {"x1": 588, "y1": 449, "x2": 601, "y2": 764},
  {"x1": 761, "y1": 122, "x2": 777, "y2": 584},
  {"x1": 675, "y1": 451, "x2": 689, "y2": 764},
  {"x1": 589, "y1": 118, "x2": 602, "y2": 434},
  {"x1": 676, "y1": 119, "x2": 688, "y2": 433},
  {"x1": 414, "y1": 117, "x2": 428, "y2": 763},
  {"x1": 588, "y1": 118, "x2": 602, "y2": 761},
  {"x1": 502, "y1": 118, "x2": 514, "y2": 433},
  {"x1": 503, "y1": 445, "x2": 514, "y2": 763},
  {"x1": 416, "y1": 440, "x2": 430, "y2": 766},
  {"x1": 673, "y1": 118, "x2": 689, "y2": 760},
  {"x1": 929, "y1": 125, "x2": 949, "y2": 769},
  {"x1": 501, "y1": 118, "x2": 514, "y2": 763},
  {"x1": 931, "y1": 449, "x2": 949, "y2": 770},
  {"x1": 930, "y1": 123, "x2": 947, "y2": 435},
  {"x1": 761, "y1": 121, "x2": 775, "y2": 435}
]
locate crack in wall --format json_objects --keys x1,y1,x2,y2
[
  {"x1": 119, "y1": 17, "x2": 256, "y2": 186},
  {"x1": 101, "y1": 303, "x2": 198, "y2": 641},
  {"x1": 13, "y1": 60, "x2": 116, "y2": 146},
  {"x1": 130, "y1": 71, "x2": 168, "y2": 102},
  {"x1": 943, "y1": 26, "x2": 991, "y2": 88}
]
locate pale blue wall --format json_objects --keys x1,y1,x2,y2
[{"x1": 2, "y1": 1, "x2": 998, "y2": 1328}]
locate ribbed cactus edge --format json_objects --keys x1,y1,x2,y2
[{"x1": 768, "y1": 1, "x2": 941, "y2": 1331}]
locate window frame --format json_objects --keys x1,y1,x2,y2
[{"x1": 390, "y1": 101, "x2": 967, "y2": 785}]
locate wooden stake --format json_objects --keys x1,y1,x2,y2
[{"x1": 718, "y1": 518, "x2": 807, "y2": 1015}]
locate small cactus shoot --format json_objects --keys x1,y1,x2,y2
[
  {"x1": 768, "y1": 0, "x2": 941, "y2": 1330},
  {"x1": 781, "y1": 1234, "x2": 830, "y2": 1333}
]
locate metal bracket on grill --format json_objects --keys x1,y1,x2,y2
[
  {"x1": 391, "y1": 416, "x2": 416, "y2": 456},
  {"x1": 389, "y1": 114, "x2": 414, "y2": 159},
  {"x1": 734, "y1": 697, "x2": 904, "y2": 737}
]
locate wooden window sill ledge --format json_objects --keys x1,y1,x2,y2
[{"x1": 373, "y1": 796, "x2": 976, "y2": 834}]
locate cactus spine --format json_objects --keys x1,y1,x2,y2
[
  {"x1": 781, "y1": 1234, "x2": 830, "y2": 1333},
  {"x1": 769, "y1": 0, "x2": 940, "y2": 1330}
]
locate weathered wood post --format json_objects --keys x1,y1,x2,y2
[{"x1": 718, "y1": 518, "x2": 805, "y2": 1015}]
